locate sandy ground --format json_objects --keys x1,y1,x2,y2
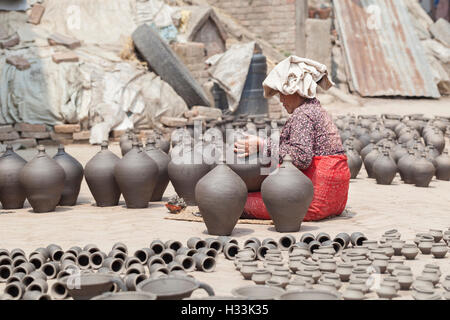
[{"x1": 0, "y1": 97, "x2": 449, "y2": 299}]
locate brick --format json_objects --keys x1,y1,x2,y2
[
  {"x1": 48, "y1": 33, "x2": 81, "y2": 49},
  {"x1": 0, "y1": 125, "x2": 14, "y2": 133},
  {"x1": 27, "y1": 4, "x2": 46, "y2": 25},
  {"x1": 0, "y1": 32, "x2": 20, "y2": 49},
  {"x1": 52, "y1": 52, "x2": 79, "y2": 64},
  {"x1": 111, "y1": 130, "x2": 126, "y2": 138},
  {"x1": 191, "y1": 106, "x2": 222, "y2": 119},
  {"x1": 0, "y1": 131, "x2": 20, "y2": 141},
  {"x1": 21, "y1": 131, "x2": 50, "y2": 139},
  {"x1": 37, "y1": 139, "x2": 59, "y2": 146},
  {"x1": 50, "y1": 132, "x2": 72, "y2": 141},
  {"x1": 54, "y1": 124, "x2": 81, "y2": 133},
  {"x1": 73, "y1": 131, "x2": 90, "y2": 140},
  {"x1": 184, "y1": 110, "x2": 199, "y2": 119},
  {"x1": 6, "y1": 55, "x2": 31, "y2": 71},
  {"x1": 160, "y1": 116, "x2": 188, "y2": 127},
  {"x1": 14, "y1": 123, "x2": 47, "y2": 132},
  {"x1": 7, "y1": 138, "x2": 37, "y2": 149}
]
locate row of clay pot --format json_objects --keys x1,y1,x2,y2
[{"x1": 0, "y1": 145, "x2": 83, "y2": 213}]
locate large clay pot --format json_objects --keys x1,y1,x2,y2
[
  {"x1": 226, "y1": 144, "x2": 269, "y2": 192},
  {"x1": 53, "y1": 145, "x2": 84, "y2": 206},
  {"x1": 114, "y1": 142, "x2": 158, "y2": 208},
  {"x1": 168, "y1": 143, "x2": 210, "y2": 205},
  {"x1": 363, "y1": 147, "x2": 381, "y2": 178},
  {"x1": 392, "y1": 143, "x2": 408, "y2": 163},
  {"x1": 425, "y1": 131, "x2": 445, "y2": 154},
  {"x1": 360, "y1": 140, "x2": 376, "y2": 161},
  {"x1": 435, "y1": 151, "x2": 450, "y2": 181},
  {"x1": 195, "y1": 161, "x2": 248, "y2": 236},
  {"x1": 0, "y1": 145, "x2": 27, "y2": 209},
  {"x1": 412, "y1": 153, "x2": 435, "y2": 188},
  {"x1": 85, "y1": 142, "x2": 121, "y2": 207},
  {"x1": 261, "y1": 155, "x2": 314, "y2": 232},
  {"x1": 346, "y1": 147, "x2": 362, "y2": 179},
  {"x1": 156, "y1": 136, "x2": 170, "y2": 154},
  {"x1": 19, "y1": 145, "x2": 66, "y2": 213},
  {"x1": 120, "y1": 132, "x2": 134, "y2": 157},
  {"x1": 398, "y1": 151, "x2": 416, "y2": 183},
  {"x1": 145, "y1": 139, "x2": 170, "y2": 201},
  {"x1": 373, "y1": 151, "x2": 397, "y2": 185}
]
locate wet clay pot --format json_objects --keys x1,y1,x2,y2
[
  {"x1": 156, "y1": 136, "x2": 171, "y2": 154},
  {"x1": 226, "y1": 145, "x2": 269, "y2": 192},
  {"x1": 168, "y1": 144, "x2": 210, "y2": 206},
  {"x1": 195, "y1": 161, "x2": 247, "y2": 236},
  {"x1": 114, "y1": 142, "x2": 158, "y2": 208},
  {"x1": 53, "y1": 145, "x2": 84, "y2": 206},
  {"x1": 346, "y1": 147, "x2": 362, "y2": 179},
  {"x1": 363, "y1": 147, "x2": 381, "y2": 178},
  {"x1": 145, "y1": 140, "x2": 170, "y2": 201},
  {"x1": 373, "y1": 151, "x2": 397, "y2": 185},
  {"x1": 261, "y1": 155, "x2": 314, "y2": 232},
  {"x1": 84, "y1": 142, "x2": 121, "y2": 207},
  {"x1": 19, "y1": 146, "x2": 65, "y2": 213},
  {"x1": 137, "y1": 276, "x2": 214, "y2": 300},
  {"x1": 62, "y1": 273, "x2": 127, "y2": 300},
  {"x1": 0, "y1": 145, "x2": 27, "y2": 209},
  {"x1": 398, "y1": 151, "x2": 416, "y2": 183},
  {"x1": 435, "y1": 151, "x2": 450, "y2": 181},
  {"x1": 412, "y1": 153, "x2": 435, "y2": 188},
  {"x1": 120, "y1": 133, "x2": 133, "y2": 156}
]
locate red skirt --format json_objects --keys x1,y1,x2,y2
[{"x1": 242, "y1": 155, "x2": 350, "y2": 221}]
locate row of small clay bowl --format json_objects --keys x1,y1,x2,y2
[
  {"x1": 231, "y1": 230, "x2": 450, "y2": 300},
  {"x1": 0, "y1": 238, "x2": 238, "y2": 300}
]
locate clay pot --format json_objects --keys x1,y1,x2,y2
[
  {"x1": 195, "y1": 161, "x2": 247, "y2": 236},
  {"x1": 376, "y1": 283, "x2": 398, "y2": 299},
  {"x1": 398, "y1": 151, "x2": 416, "y2": 183},
  {"x1": 137, "y1": 276, "x2": 214, "y2": 300},
  {"x1": 120, "y1": 132, "x2": 133, "y2": 156},
  {"x1": 346, "y1": 147, "x2": 363, "y2": 179},
  {"x1": 4, "y1": 281, "x2": 26, "y2": 300},
  {"x1": 412, "y1": 287, "x2": 441, "y2": 300},
  {"x1": 62, "y1": 273, "x2": 127, "y2": 300},
  {"x1": 343, "y1": 285, "x2": 365, "y2": 300},
  {"x1": 431, "y1": 243, "x2": 448, "y2": 258},
  {"x1": 85, "y1": 142, "x2": 121, "y2": 207},
  {"x1": 413, "y1": 276, "x2": 435, "y2": 290},
  {"x1": 19, "y1": 145, "x2": 65, "y2": 213},
  {"x1": 145, "y1": 140, "x2": 170, "y2": 201},
  {"x1": 22, "y1": 290, "x2": 51, "y2": 300},
  {"x1": 373, "y1": 151, "x2": 397, "y2": 185},
  {"x1": 114, "y1": 142, "x2": 158, "y2": 208},
  {"x1": 261, "y1": 155, "x2": 314, "y2": 232},
  {"x1": 336, "y1": 263, "x2": 353, "y2": 282},
  {"x1": 232, "y1": 285, "x2": 284, "y2": 300},
  {"x1": 168, "y1": 143, "x2": 210, "y2": 205},
  {"x1": 350, "y1": 232, "x2": 368, "y2": 247},
  {"x1": 53, "y1": 145, "x2": 84, "y2": 206},
  {"x1": 223, "y1": 242, "x2": 239, "y2": 260},
  {"x1": 391, "y1": 240, "x2": 406, "y2": 256},
  {"x1": 92, "y1": 290, "x2": 156, "y2": 300},
  {"x1": 0, "y1": 145, "x2": 27, "y2": 209},
  {"x1": 397, "y1": 271, "x2": 414, "y2": 291},
  {"x1": 401, "y1": 244, "x2": 419, "y2": 260},
  {"x1": 156, "y1": 136, "x2": 170, "y2": 154},
  {"x1": 363, "y1": 147, "x2": 381, "y2": 178},
  {"x1": 187, "y1": 237, "x2": 207, "y2": 250},
  {"x1": 412, "y1": 153, "x2": 435, "y2": 187},
  {"x1": 435, "y1": 151, "x2": 450, "y2": 181},
  {"x1": 300, "y1": 233, "x2": 315, "y2": 244},
  {"x1": 422, "y1": 269, "x2": 440, "y2": 286},
  {"x1": 333, "y1": 233, "x2": 351, "y2": 249},
  {"x1": 418, "y1": 237, "x2": 434, "y2": 255},
  {"x1": 279, "y1": 234, "x2": 296, "y2": 250},
  {"x1": 227, "y1": 150, "x2": 269, "y2": 192}
]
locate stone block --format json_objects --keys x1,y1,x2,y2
[
  {"x1": 0, "y1": 125, "x2": 14, "y2": 133},
  {"x1": 7, "y1": 138, "x2": 37, "y2": 149},
  {"x1": 191, "y1": 106, "x2": 222, "y2": 119},
  {"x1": 48, "y1": 33, "x2": 81, "y2": 49},
  {"x1": 21, "y1": 131, "x2": 50, "y2": 139},
  {"x1": 160, "y1": 116, "x2": 188, "y2": 127},
  {"x1": 0, "y1": 32, "x2": 20, "y2": 49},
  {"x1": 52, "y1": 52, "x2": 79, "y2": 64},
  {"x1": 73, "y1": 131, "x2": 91, "y2": 140},
  {"x1": 0, "y1": 131, "x2": 20, "y2": 141},
  {"x1": 6, "y1": 55, "x2": 31, "y2": 71}
]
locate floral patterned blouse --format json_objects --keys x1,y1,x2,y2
[{"x1": 265, "y1": 98, "x2": 344, "y2": 170}]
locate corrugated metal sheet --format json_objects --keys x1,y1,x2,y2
[{"x1": 334, "y1": 0, "x2": 440, "y2": 98}]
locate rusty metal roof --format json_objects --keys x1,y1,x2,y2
[{"x1": 334, "y1": 0, "x2": 440, "y2": 98}]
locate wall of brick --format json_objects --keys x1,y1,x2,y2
[
  {"x1": 207, "y1": 0, "x2": 297, "y2": 54},
  {"x1": 171, "y1": 42, "x2": 210, "y2": 85}
]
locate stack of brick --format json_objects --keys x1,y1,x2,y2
[
  {"x1": 53, "y1": 124, "x2": 90, "y2": 144},
  {"x1": 171, "y1": 42, "x2": 209, "y2": 85},
  {"x1": 0, "y1": 123, "x2": 48, "y2": 149}
]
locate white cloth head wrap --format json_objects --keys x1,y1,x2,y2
[{"x1": 263, "y1": 56, "x2": 334, "y2": 99}]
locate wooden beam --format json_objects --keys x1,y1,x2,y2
[{"x1": 296, "y1": 0, "x2": 308, "y2": 57}]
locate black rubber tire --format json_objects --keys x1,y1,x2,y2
[{"x1": 132, "y1": 24, "x2": 211, "y2": 108}]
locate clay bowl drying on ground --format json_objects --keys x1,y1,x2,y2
[
  {"x1": 91, "y1": 292, "x2": 157, "y2": 300},
  {"x1": 231, "y1": 285, "x2": 285, "y2": 300},
  {"x1": 61, "y1": 273, "x2": 127, "y2": 300}
]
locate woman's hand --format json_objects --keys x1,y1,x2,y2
[{"x1": 234, "y1": 133, "x2": 264, "y2": 158}]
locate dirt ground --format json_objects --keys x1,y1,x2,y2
[{"x1": 0, "y1": 97, "x2": 449, "y2": 299}]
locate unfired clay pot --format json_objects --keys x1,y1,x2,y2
[
  {"x1": 19, "y1": 146, "x2": 65, "y2": 213},
  {"x1": 0, "y1": 145, "x2": 27, "y2": 209},
  {"x1": 261, "y1": 155, "x2": 314, "y2": 232},
  {"x1": 137, "y1": 276, "x2": 214, "y2": 300},
  {"x1": 346, "y1": 147, "x2": 362, "y2": 179},
  {"x1": 53, "y1": 145, "x2": 84, "y2": 206},
  {"x1": 195, "y1": 161, "x2": 247, "y2": 235},
  {"x1": 363, "y1": 147, "x2": 381, "y2": 178},
  {"x1": 398, "y1": 151, "x2": 416, "y2": 183},
  {"x1": 412, "y1": 153, "x2": 435, "y2": 187},
  {"x1": 145, "y1": 139, "x2": 170, "y2": 201},
  {"x1": 373, "y1": 151, "x2": 397, "y2": 185},
  {"x1": 114, "y1": 142, "x2": 158, "y2": 208},
  {"x1": 168, "y1": 143, "x2": 210, "y2": 206},
  {"x1": 84, "y1": 142, "x2": 121, "y2": 207},
  {"x1": 435, "y1": 151, "x2": 450, "y2": 181}
]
